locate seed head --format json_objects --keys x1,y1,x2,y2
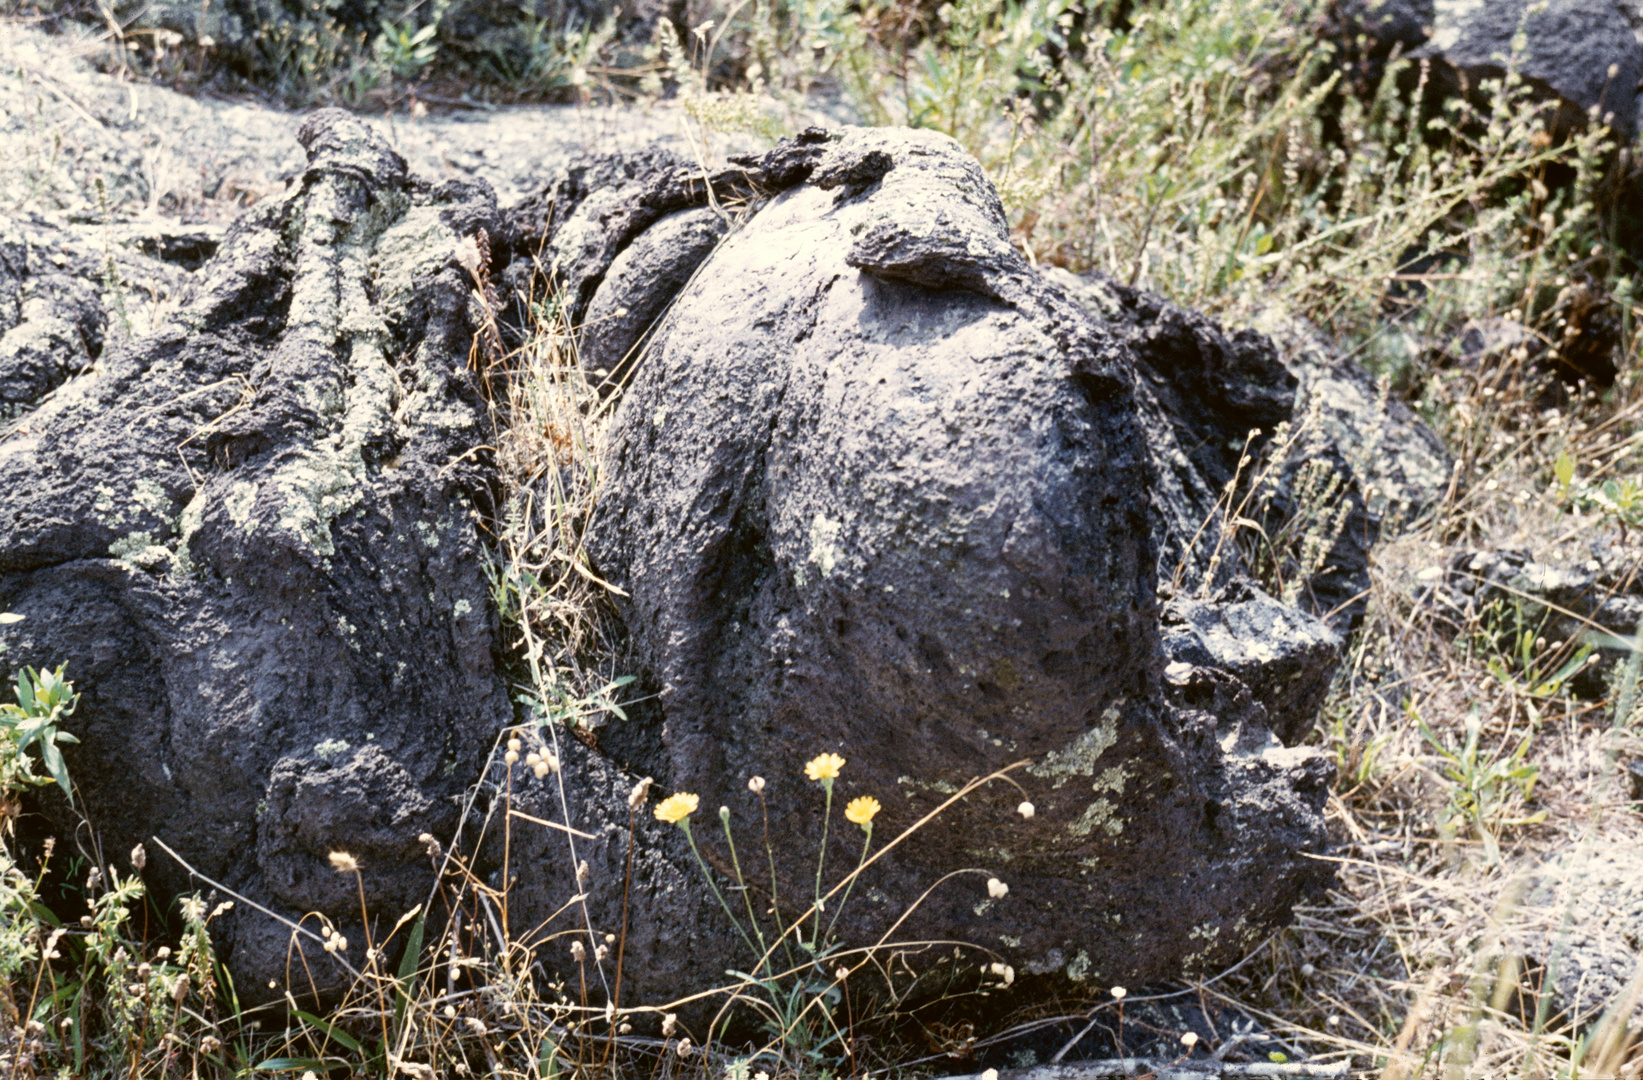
[
  {"x1": 1110, "y1": 985, "x2": 1127, "y2": 1001},
  {"x1": 661, "y1": 1013, "x2": 677, "y2": 1037},
  {"x1": 329, "y1": 851, "x2": 360, "y2": 874},
  {"x1": 628, "y1": 776, "x2": 654, "y2": 809},
  {"x1": 987, "y1": 877, "x2": 1009, "y2": 899},
  {"x1": 748, "y1": 775, "x2": 766, "y2": 794},
  {"x1": 507, "y1": 737, "x2": 522, "y2": 753},
  {"x1": 504, "y1": 751, "x2": 519, "y2": 765},
  {"x1": 676, "y1": 1038, "x2": 692, "y2": 1058},
  {"x1": 130, "y1": 844, "x2": 147, "y2": 871},
  {"x1": 1181, "y1": 1032, "x2": 1198, "y2": 1048},
  {"x1": 805, "y1": 753, "x2": 845, "y2": 781},
  {"x1": 1017, "y1": 801, "x2": 1035, "y2": 820},
  {"x1": 570, "y1": 940, "x2": 586, "y2": 962}
]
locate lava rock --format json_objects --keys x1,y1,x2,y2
[
  {"x1": 1161, "y1": 582, "x2": 1344, "y2": 747},
  {"x1": 1423, "y1": 0, "x2": 1643, "y2": 142},
  {"x1": 1333, "y1": 0, "x2": 1643, "y2": 143},
  {"x1": 579, "y1": 206, "x2": 728, "y2": 390},
  {"x1": 1340, "y1": 0, "x2": 1435, "y2": 50},
  {"x1": 0, "y1": 109, "x2": 509, "y2": 1001},
  {"x1": 1509, "y1": 846, "x2": 1643, "y2": 1028},
  {"x1": 1436, "y1": 547, "x2": 1643, "y2": 695},
  {"x1": 548, "y1": 126, "x2": 1338, "y2": 1009},
  {"x1": 0, "y1": 214, "x2": 192, "y2": 421},
  {"x1": 1055, "y1": 273, "x2": 1434, "y2": 629}
]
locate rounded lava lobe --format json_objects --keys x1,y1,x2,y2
[{"x1": 0, "y1": 110, "x2": 509, "y2": 1004}]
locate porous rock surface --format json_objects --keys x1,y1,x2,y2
[
  {"x1": 1339, "y1": 0, "x2": 1643, "y2": 142},
  {"x1": 0, "y1": 214, "x2": 193, "y2": 421},
  {"x1": 503, "y1": 125, "x2": 1354, "y2": 1004},
  {"x1": 0, "y1": 109, "x2": 508, "y2": 999},
  {"x1": 1508, "y1": 844, "x2": 1643, "y2": 1026}
]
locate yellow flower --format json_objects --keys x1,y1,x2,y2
[
  {"x1": 804, "y1": 753, "x2": 845, "y2": 781},
  {"x1": 654, "y1": 792, "x2": 699, "y2": 824},
  {"x1": 845, "y1": 796, "x2": 880, "y2": 827}
]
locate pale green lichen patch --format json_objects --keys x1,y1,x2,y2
[
  {"x1": 808, "y1": 513, "x2": 844, "y2": 577},
  {"x1": 108, "y1": 531, "x2": 157, "y2": 559},
  {"x1": 226, "y1": 481, "x2": 258, "y2": 531},
  {"x1": 1027, "y1": 698, "x2": 1124, "y2": 788},
  {"x1": 369, "y1": 203, "x2": 449, "y2": 320},
  {"x1": 897, "y1": 774, "x2": 960, "y2": 795},
  {"x1": 315, "y1": 738, "x2": 351, "y2": 761},
  {"x1": 133, "y1": 479, "x2": 171, "y2": 517},
  {"x1": 271, "y1": 458, "x2": 363, "y2": 559},
  {"x1": 1066, "y1": 949, "x2": 1091, "y2": 982},
  {"x1": 1091, "y1": 764, "x2": 1131, "y2": 795},
  {"x1": 170, "y1": 492, "x2": 209, "y2": 577},
  {"x1": 1068, "y1": 797, "x2": 1124, "y2": 837}
]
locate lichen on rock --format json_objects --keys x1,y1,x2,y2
[{"x1": 0, "y1": 109, "x2": 508, "y2": 1002}]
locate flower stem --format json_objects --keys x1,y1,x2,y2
[
  {"x1": 681, "y1": 820, "x2": 761, "y2": 961},
  {"x1": 825, "y1": 826, "x2": 871, "y2": 942},
  {"x1": 721, "y1": 811, "x2": 769, "y2": 971},
  {"x1": 812, "y1": 779, "x2": 833, "y2": 948}
]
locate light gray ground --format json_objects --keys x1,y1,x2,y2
[{"x1": 0, "y1": 19, "x2": 744, "y2": 220}]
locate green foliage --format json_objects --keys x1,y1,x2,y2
[
  {"x1": 374, "y1": 18, "x2": 441, "y2": 81},
  {"x1": 1417, "y1": 707, "x2": 1545, "y2": 864},
  {"x1": 0, "y1": 845, "x2": 235, "y2": 1077},
  {"x1": 1553, "y1": 451, "x2": 1643, "y2": 535},
  {"x1": 1472, "y1": 597, "x2": 1598, "y2": 700},
  {"x1": 0, "y1": 664, "x2": 80, "y2": 798},
  {"x1": 478, "y1": 11, "x2": 615, "y2": 96}
]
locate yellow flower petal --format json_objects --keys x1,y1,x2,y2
[
  {"x1": 804, "y1": 752, "x2": 845, "y2": 781},
  {"x1": 654, "y1": 792, "x2": 699, "y2": 824},
  {"x1": 844, "y1": 795, "x2": 880, "y2": 826}
]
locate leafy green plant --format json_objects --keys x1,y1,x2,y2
[
  {"x1": 477, "y1": 11, "x2": 614, "y2": 97},
  {"x1": 0, "y1": 664, "x2": 80, "y2": 798},
  {"x1": 374, "y1": 18, "x2": 441, "y2": 80},
  {"x1": 1417, "y1": 707, "x2": 1544, "y2": 865},
  {"x1": 1470, "y1": 596, "x2": 1597, "y2": 700},
  {"x1": 1552, "y1": 452, "x2": 1643, "y2": 538}
]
